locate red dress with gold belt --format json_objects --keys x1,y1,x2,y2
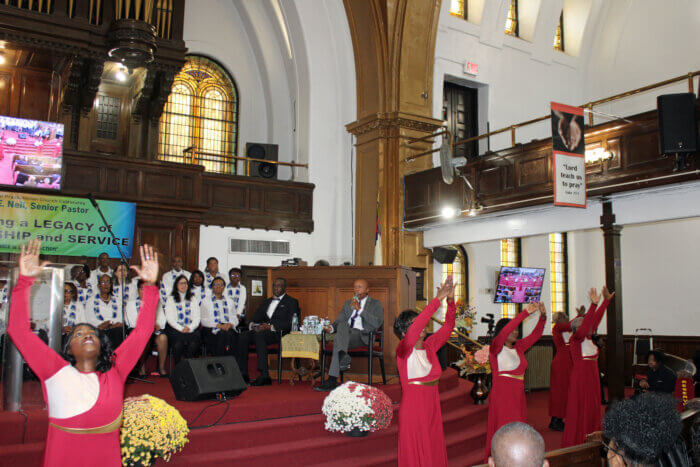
[
  {"x1": 548, "y1": 322, "x2": 573, "y2": 418},
  {"x1": 561, "y1": 300, "x2": 609, "y2": 447},
  {"x1": 7, "y1": 275, "x2": 158, "y2": 467},
  {"x1": 396, "y1": 298, "x2": 456, "y2": 467},
  {"x1": 484, "y1": 309, "x2": 545, "y2": 461}
]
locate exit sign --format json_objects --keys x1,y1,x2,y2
[{"x1": 464, "y1": 61, "x2": 478, "y2": 75}]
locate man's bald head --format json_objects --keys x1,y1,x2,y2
[
  {"x1": 488, "y1": 422, "x2": 548, "y2": 467},
  {"x1": 353, "y1": 279, "x2": 369, "y2": 299}
]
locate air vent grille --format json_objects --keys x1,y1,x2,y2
[{"x1": 229, "y1": 239, "x2": 290, "y2": 255}]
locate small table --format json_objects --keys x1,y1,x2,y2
[{"x1": 281, "y1": 333, "x2": 322, "y2": 386}]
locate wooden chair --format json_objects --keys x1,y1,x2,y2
[{"x1": 321, "y1": 325, "x2": 387, "y2": 386}]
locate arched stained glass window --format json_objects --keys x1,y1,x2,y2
[{"x1": 158, "y1": 56, "x2": 238, "y2": 174}]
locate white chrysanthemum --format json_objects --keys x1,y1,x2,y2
[{"x1": 321, "y1": 382, "x2": 375, "y2": 433}]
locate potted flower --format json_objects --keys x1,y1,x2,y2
[
  {"x1": 455, "y1": 345, "x2": 492, "y2": 404},
  {"x1": 121, "y1": 395, "x2": 190, "y2": 466},
  {"x1": 322, "y1": 382, "x2": 393, "y2": 437}
]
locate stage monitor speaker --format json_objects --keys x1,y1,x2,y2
[
  {"x1": 246, "y1": 143, "x2": 279, "y2": 179},
  {"x1": 657, "y1": 93, "x2": 698, "y2": 154},
  {"x1": 433, "y1": 247, "x2": 458, "y2": 264},
  {"x1": 169, "y1": 356, "x2": 247, "y2": 401}
]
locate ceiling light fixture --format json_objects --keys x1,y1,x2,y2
[{"x1": 441, "y1": 206, "x2": 456, "y2": 219}]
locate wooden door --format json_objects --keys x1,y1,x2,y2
[
  {"x1": 443, "y1": 81, "x2": 478, "y2": 159},
  {"x1": 241, "y1": 266, "x2": 268, "y2": 322}
]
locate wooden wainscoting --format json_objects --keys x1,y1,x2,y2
[{"x1": 265, "y1": 266, "x2": 417, "y2": 378}]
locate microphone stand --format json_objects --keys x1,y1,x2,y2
[{"x1": 88, "y1": 194, "x2": 153, "y2": 385}]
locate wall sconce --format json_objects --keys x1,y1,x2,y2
[
  {"x1": 585, "y1": 147, "x2": 613, "y2": 164},
  {"x1": 441, "y1": 206, "x2": 457, "y2": 219}
]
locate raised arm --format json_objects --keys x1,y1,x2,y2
[
  {"x1": 113, "y1": 286, "x2": 158, "y2": 380},
  {"x1": 398, "y1": 298, "x2": 442, "y2": 357},
  {"x1": 516, "y1": 303, "x2": 547, "y2": 351},
  {"x1": 490, "y1": 307, "x2": 534, "y2": 356},
  {"x1": 425, "y1": 298, "x2": 456, "y2": 351},
  {"x1": 7, "y1": 240, "x2": 67, "y2": 381},
  {"x1": 112, "y1": 245, "x2": 159, "y2": 381},
  {"x1": 572, "y1": 302, "x2": 599, "y2": 341}
]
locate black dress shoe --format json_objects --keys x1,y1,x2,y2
[
  {"x1": 314, "y1": 379, "x2": 340, "y2": 392},
  {"x1": 242, "y1": 374, "x2": 250, "y2": 384},
  {"x1": 250, "y1": 375, "x2": 272, "y2": 386}
]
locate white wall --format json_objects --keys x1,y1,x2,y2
[
  {"x1": 190, "y1": 0, "x2": 356, "y2": 271},
  {"x1": 584, "y1": 0, "x2": 700, "y2": 121}
]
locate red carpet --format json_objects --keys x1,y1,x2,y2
[{"x1": 0, "y1": 371, "x2": 620, "y2": 466}]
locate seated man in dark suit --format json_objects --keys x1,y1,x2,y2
[
  {"x1": 640, "y1": 349, "x2": 677, "y2": 394},
  {"x1": 239, "y1": 278, "x2": 299, "y2": 386},
  {"x1": 315, "y1": 279, "x2": 384, "y2": 392}
]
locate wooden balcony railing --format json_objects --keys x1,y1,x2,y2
[{"x1": 406, "y1": 70, "x2": 700, "y2": 162}]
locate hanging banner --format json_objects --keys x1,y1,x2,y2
[
  {"x1": 0, "y1": 191, "x2": 135, "y2": 257},
  {"x1": 551, "y1": 102, "x2": 586, "y2": 208}
]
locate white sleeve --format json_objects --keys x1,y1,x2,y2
[
  {"x1": 164, "y1": 298, "x2": 185, "y2": 332},
  {"x1": 156, "y1": 303, "x2": 166, "y2": 329},
  {"x1": 226, "y1": 297, "x2": 240, "y2": 328},
  {"x1": 85, "y1": 300, "x2": 102, "y2": 327},
  {"x1": 189, "y1": 301, "x2": 201, "y2": 331},
  {"x1": 76, "y1": 302, "x2": 87, "y2": 324},
  {"x1": 200, "y1": 300, "x2": 213, "y2": 329},
  {"x1": 236, "y1": 286, "x2": 247, "y2": 318},
  {"x1": 125, "y1": 301, "x2": 138, "y2": 328}
]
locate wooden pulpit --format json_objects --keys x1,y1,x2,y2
[{"x1": 266, "y1": 266, "x2": 417, "y2": 380}]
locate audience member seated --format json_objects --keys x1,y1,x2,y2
[
  {"x1": 201, "y1": 277, "x2": 246, "y2": 367},
  {"x1": 70, "y1": 264, "x2": 93, "y2": 304},
  {"x1": 62, "y1": 282, "x2": 85, "y2": 341},
  {"x1": 112, "y1": 264, "x2": 135, "y2": 303},
  {"x1": 188, "y1": 269, "x2": 209, "y2": 306},
  {"x1": 316, "y1": 279, "x2": 384, "y2": 392},
  {"x1": 603, "y1": 392, "x2": 687, "y2": 466},
  {"x1": 488, "y1": 422, "x2": 548, "y2": 467},
  {"x1": 161, "y1": 255, "x2": 190, "y2": 302},
  {"x1": 203, "y1": 257, "x2": 225, "y2": 289},
  {"x1": 126, "y1": 280, "x2": 168, "y2": 377},
  {"x1": 639, "y1": 350, "x2": 677, "y2": 395},
  {"x1": 85, "y1": 274, "x2": 124, "y2": 347},
  {"x1": 89, "y1": 252, "x2": 113, "y2": 288},
  {"x1": 225, "y1": 267, "x2": 247, "y2": 329},
  {"x1": 164, "y1": 275, "x2": 201, "y2": 364},
  {"x1": 239, "y1": 278, "x2": 299, "y2": 386}
]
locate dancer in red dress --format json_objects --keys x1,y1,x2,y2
[
  {"x1": 562, "y1": 286, "x2": 613, "y2": 447},
  {"x1": 484, "y1": 302, "x2": 547, "y2": 461},
  {"x1": 395, "y1": 276, "x2": 456, "y2": 467},
  {"x1": 548, "y1": 312, "x2": 572, "y2": 431},
  {"x1": 7, "y1": 240, "x2": 159, "y2": 467}
]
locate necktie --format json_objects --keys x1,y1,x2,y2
[{"x1": 350, "y1": 306, "x2": 360, "y2": 328}]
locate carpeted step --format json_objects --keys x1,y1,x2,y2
[
  {"x1": 0, "y1": 441, "x2": 43, "y2": 467},
  {"x1": 178, "y1": 378, "x2": 475, "y2": 454},
  {"x1": 167, "y1": 384, "x2": 485, "y2": 465}
]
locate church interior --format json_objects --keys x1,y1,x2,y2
[{"x1": 0, "y1": 0, "x2": 698, "y2": 466}]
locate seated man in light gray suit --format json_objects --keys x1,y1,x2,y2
[{"x1": 315, "y1": 279, "x2": 384, "y2": 392}]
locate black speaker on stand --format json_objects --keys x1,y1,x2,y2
[
  {"x1": 657, "y1": 93, "x2": 697, "y2": 171},
  {"x1": 169, "y1": 356, "x2": 247, "y2": 401},
  {"x1": 246, "y1": 143, "x2": 279, "y2": 179}
]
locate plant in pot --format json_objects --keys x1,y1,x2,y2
[
  {"x1": 120, "y1": 395, "x2": 189, "y2": 466},
  {"x1": 322, "y1": 382, "x2": 393, "y2": 437},
  {"x1": 455, "y1": 345, "x2": 492, "y2": 404}
]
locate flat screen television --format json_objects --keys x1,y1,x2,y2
[
  {"x1": 494, "y1": 266, "x2": 546, "y2": 304},
  {"x1": 0, "y1": 115, "x2": 64, "y2": 190}
]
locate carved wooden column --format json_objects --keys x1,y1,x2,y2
[
  {"x1": 601, "y1": 199, "x2": 625, "y2": 403},
  {"x1": 344, "y1": 0, "x2": 442, "y2": 292}
]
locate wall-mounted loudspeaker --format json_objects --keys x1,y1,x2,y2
[
  {"x1": 433, "y1": 247, "x2": 458, "y2": 264},
  {"x1": 246, "y1": 143, "x2": 279, "y2": 179},
  {"x1": 657, "y1": 93, "x2": 697, "y2": 155}
]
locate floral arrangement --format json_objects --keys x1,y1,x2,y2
[
  {"x1": 120, "y1": 395, "x2": 189, "y2": 466},
  {"x1": 455, "y1": 344, "x2": 491, "y2": 376},
  {"x1": 321, "y1": 382, "x2": 393, "y2": 433},
  {"x1": 454, "y1": 300, "x2": 477, "y2": 337}
]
